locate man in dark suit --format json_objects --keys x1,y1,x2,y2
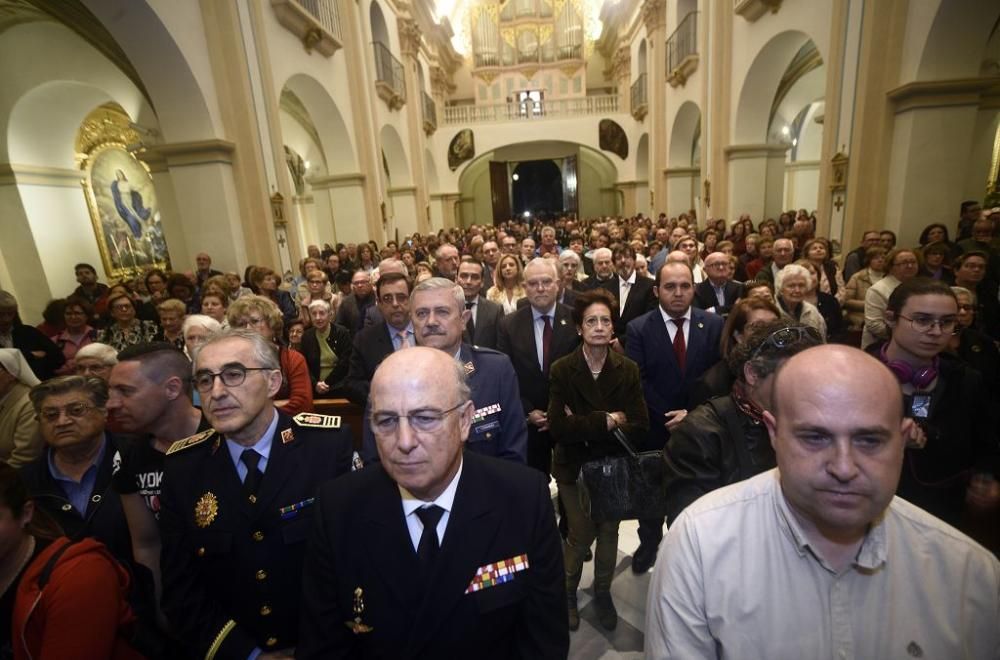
[
  {"x1": 498, "y1": 259, "x2": 579, "y2": 476},
  {"x1": 611, "y1": 244, "x2": 656, "y2": 343},
  {"x1": 580, "y1": 247, "x2": 615, "y2": 292},
  {"x1": 693, "y1": 251, "x2": 745, "y2": 316},
  {"x1": 159, "y1": 329, "x2": 353, "y2": 658},
  {"x1": 458, "y1": 260, "x2": 503, "y2": 349},
  {"x1": 335, "y1": 270, "x2": 376, "y2": 335},
  {"x1": 625, "y1": 261, "x2": 724, "y2": 574},
  {"x1": 298, "y1": 347, "x2": 568, "y2": 659},
  {"x1": 344, "y1": 272, "x2": 413, "y2": 406}
]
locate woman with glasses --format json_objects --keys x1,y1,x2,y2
[
  {"x1": 947, "y1": 286, "x2": 999, "y2": 397},
  {"x1": 51, "y1": 297, "x2": 97, "y2": 376},
  {"x1": 297, "y1": 269, "x2": 334, "y2": 327},
  {"x1": 226, "y1": 295, "x2": 312, "y2": 415},
  {"x1": 873, "y1": 278, "x2": 1000, "y2": 537},
  {"x1": 96, "y1": 293, "x2": 158, "y2": 352},
  {"x1": 547, "y1": 289, "x2": 649, "y2": 633},
  {"x1": 862, "y1": 248, "x2": 921, "y2": 349}
]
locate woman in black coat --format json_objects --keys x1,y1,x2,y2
[
  {"x1": 547, "y1": 289, "x2": 648, "y2": 633},
  {"x1": 299, "y1": 298, "x2": 352, "y2": 398}
]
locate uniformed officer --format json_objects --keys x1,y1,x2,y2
[
  {"x1": 359, "y1": 277, "x2": 527, "y2": 465},
  {"x1": 158, "y1": 329, "x2": 353, "y2": 659}
]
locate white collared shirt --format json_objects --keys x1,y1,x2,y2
[
  {"x1": 619, "y1": 270, "x2": 636, "y2": 313},
  {"x1": 225, "y1": 408, "x2": 278, "y2": 481},
  {"x1": 399, "y1": 460, "x2": 464, "y2": 551},
  {"x1": 659, "y1": 306, "x2": 692, "y2": 345}
]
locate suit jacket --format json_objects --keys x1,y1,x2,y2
[
  {"x1": 580, "y1": 273, "x2": 655, "y2": 341},
  {"x1": 300, "y1": 322, "x2": 353, "y2": 394},
  {"x1": 10, "y1": 323, "x2": 64, "y2": 381},
  {"x1": 693, "y1": 279, "x2": 744, "y2": 316},
  {"x1": 360, "y1": 345, "x2": 528, "y2": 465},
  {"x1": 335, "y1": 293, "x2": 375, "y2": 335},
  {"x1": 625, "y1": 307, "x2": 724, "y2": 450},
  {"x1": 297, "y1": 452, "x2": 569, "y2": 659},
  {"x1": 463, "y1": 295, "x2": 503, "y2": 349},
  {"x1": 159, "y1": 412, "x2": 353, "y2": 658},
  {"x1": 344, "y1": 322, "x2": 397, "y2": 406}
]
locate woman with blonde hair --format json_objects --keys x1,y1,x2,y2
[{"x1": 486, "y1": 254, "x2": 528, "y2": 314}]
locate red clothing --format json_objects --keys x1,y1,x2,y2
[
  {"x1": 13, "y1": 537, "x2": 143, "y2": 660},
  {"x1": 278, "y1": 345, "x2": 313, "y2": 415}
]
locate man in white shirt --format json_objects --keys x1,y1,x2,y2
[{"x1": 645, "y1": 344, "x2": 1000, "y2": 659}]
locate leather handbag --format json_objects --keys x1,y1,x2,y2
[{"x1": 576, "y1": 427, "x2": 669, "y2": 523}]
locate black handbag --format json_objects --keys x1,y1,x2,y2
[{"x1": 576, "y1": 427, "x2": 669, "y2": 523}]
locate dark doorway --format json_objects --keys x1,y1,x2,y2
[{"x1": 511, "y1": 160, "x2": 563, "y2": 217}]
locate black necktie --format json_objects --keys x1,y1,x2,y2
[
  {"x1": 465, "y1": 301, "x2": 476, "y2": 335},
  {"x1": 240, "y1": 449, "x2": 263, "y2": 502},
  {"x1": 415, "y1": 505, "x2": 445, "y2": 567}
]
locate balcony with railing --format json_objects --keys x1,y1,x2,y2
[
  {"x1": 666, "y1": 11, "x2": 699, "y2": 87},
  {"x1": 631, "y1": 73, "x2": 648, "y2": 121},
  {"x1": 443, "y1": 95, "x2": 619, "y2": 125},
  {"x1": 422, "y1": 91, "x2": 437, "y2": 134},
  {"x1": 734, "y1": 0, "x2": 783, "y2": 22},
  {"x1": 271, "y1": 0, "x2": 342, "y2": 56},
  {"x1": 373, "y1": 41, "x2": 405, "y2": 110}
]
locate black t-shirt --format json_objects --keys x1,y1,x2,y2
[{"x1": 112, "y1": 413, "x2": 211, "y2": 519}]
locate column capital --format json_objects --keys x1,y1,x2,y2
[
  {"x1": 398, "y1": 16, "x2": 422, "y2": 59},
  {"x1": 612, "y1": 45, "x2": 631, "y2": 81},
  {"x1": 641, "y1": 0, "x2": 665, "y2": 32}
]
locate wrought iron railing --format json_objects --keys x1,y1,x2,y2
[
  {"x1": 296, "y1": 0, "x2": 341, "y2": 40},
  {"x1": 422, "y1": 91, "x2": 437, "y2": 130},
  {"x1": 443, "y1": 95, "x2": 619, "y2": 125},
  {"x1": 631, "y1": 73, "x2": 647, "y2": 113},
  {"x1": 667, "y1": 11, "x2": 698, "y2": 72},
  {"x1": 373, "y1": 41, "x2": 405, "y2": 100}
]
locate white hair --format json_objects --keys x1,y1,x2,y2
[
  {"x1": 775, "y1": 263, "x2": 814, "y2": 292},
  {"x1": 182, "y1": 314, "x2": 222, "y2": 336}
]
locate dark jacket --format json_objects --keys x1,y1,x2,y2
[
  {"x1": 297, "y1": 451, "x2": 569, "y2": 659},
  {"x1": 10, "y1": 322, "x2": 64, "y2": 381},
  {"x1": 693, "y1": 280, "x2": 744, "y2": 316},
  {"x1": 546, "y1": 347, "x2": 649, "y2": 483},
  {"x1": 299, "y1": 322, "x2": 352, "y2": 395},
  {"x1": 344, "y1": 322, "x2": 396, "y2": 406},
  {"x1": 688, "y1": 359, "x2": 736, "y2": 409},
  {"x1": 663, "y1": 395, "x2": 774, "y2": 522},
  {"x1": 463, "y1": 295, "x2": 503, "y2": 350}
]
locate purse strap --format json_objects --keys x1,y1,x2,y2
[{"x1": 610, "y1": 424, "x2": 638, "y2": 459}]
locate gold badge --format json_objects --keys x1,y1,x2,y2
[
  {"x1": 293, "y1": 412, "x2": 342, "y2": 428},
  {"x1": 281, "y1": 428, "x2": 294, "y2": 444},
  {"x1": 195, "y1": 492, "x2": 219, "y2": 528},
  {"x1": 463, "y1": 360, "x2": 475, "y2": 376},
  {"x1": 344, "y1": 587, "x2": 374, "y2": 634}
]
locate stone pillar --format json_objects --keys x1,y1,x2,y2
[
  {"x1": 724, "y1": 143, "x2": 790, "y2": 221},
  {"x1": 612, "y1": 45, "x2": 631, "y2": 113},
  {"x1": 615, "y1": 181, "x2": 638, "y2": 216},
  {"x1": 397, "y1": 15, "x2": 431, "y2": 236},
  {"x1": 642, "y1": 0, "x2": 667, "y2": 215},
  {"x1": 702, "y1": 0, "x2": 732, "y2": 220},
  {"x1": 308, "y1": 173, "x2": 370, "y2": 244}
]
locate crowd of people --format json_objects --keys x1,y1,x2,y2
[{"x1": 0, "y1": 201, "x2": 998, "y2": 658}]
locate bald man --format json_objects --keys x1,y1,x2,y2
[
  {"x1": 299, "y1": 347, "x2": 567, "y2": 658},
  {"x1": 646, "y1": 345, "x2": 1000, "y2": 659}
]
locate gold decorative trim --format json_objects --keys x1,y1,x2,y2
[
  {"x1": 829, "y1": 151, "x2": 848, "y2": 192},
  {"x1": 205, "y1": 619, "x2": 236, "y2": 660}
]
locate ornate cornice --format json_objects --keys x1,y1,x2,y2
[
  {"x1": 398, "y1": 16, "x2": 422, "y2": 59},
  {"x1": 612, "y1": 45, "x2": 631, "y2": 80},
  {"x1": 640, "y1": 0, "x2": 664, "y2": 31}
]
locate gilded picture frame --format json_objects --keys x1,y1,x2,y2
[{"x1": 81, "y1": 143, "x2": 171, "y2": 280}]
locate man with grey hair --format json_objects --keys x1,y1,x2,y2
[
  {"x1": 299, "y1": 347, "x2": 569, "y2": 658},
  {"x1": 499, "y1": 259, "x2": 578, "y2": 476},
  {"x1": 361, "y1": 277, "x2": 527, "y2": 464},
  {"x1": 755, "y1": 237, "x2": 796, "y2": 286},
  {"x1": 158, "y1": 328, "x2": 353, "y2": 659},
  {"x1": 581, "y1": 247, "x2": 615, "y2": 290},
  {"x1": 434, "y1": 243, "x2": 461, "y2": 280}
]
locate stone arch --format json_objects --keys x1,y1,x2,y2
[
  {"x1": 637, "y1": 39, "x2": 647, "y2": 76},
  {"x1": 669, "y1": 101, "x2": 701, "y2": 168},
  {"x1": 280, "y1": 73, "x2": 357, "y2": 174},
  {"x1": 379, "y1": 124, "x2": 411, "y2": 186},
  {"x1": 913, "y1": 0, "x2": 999, "y2": 81},
  {"x1": 370, "y1": 1, "x2": 390, "y2": 47},
  {"x1": 635, "y1": 133, "x2": 649, "y2": 180}
]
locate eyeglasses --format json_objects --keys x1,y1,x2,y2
[
  {"x1": 111, "y1": 303, "x2": 134, "y2": 312},
  {"x1": 370, "y1": 401, "x2": 466, "y2": 434},
  {"x1": 380, "y1": 293, "x2": 409, "y2": 305},
  {"x1": 957, "y1": 304, "x2": 975, "y2": 312},
  {"x1": 192, "y1": 365, "x2": 274, "y2": 392},
  {"x1": 750, "y1": 326, "x2": 822, "y2": 359},
  {"x1": 232, "y1": 317, "x2": 268, "y2": 329},
  {"x1": 38, "y1": 402, "x2": 102, "y2": 423},
  {"x1": 898, "y1": 314, "x2": 957, "y2": 334},
  {"x1": 583, "y1": 316, "x2": 613, "y2": 328}
]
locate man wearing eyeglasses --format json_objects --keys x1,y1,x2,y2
[
  {"x1": 334, "y1": 270, "x2": 376, "y2": 336},
  {"x1": 694, "y1": 252, "x2": 744, "y2": 317},
  {"x1": 868, "y1": 277, "x2": 999, "y2": 530},
  {"x1": 158, "y1": 329, "x2": 353, "y2": 659},
  {"x1": 664, "y1": 321, "x2": 821, "y2": 522},
  {"x1": 20, "y1": 375, "x2": 132, "y2": 563},
  {"x1": 299, "y1": 346, "x2": 568, "y2": 658}
]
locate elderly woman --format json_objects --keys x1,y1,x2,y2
[
  {"x1": 180, "y1": 314, "x2": 221, "y2": 358},
  {"x1": 72, "y1": 343, "x2": 118, "y2": 381},
  {"x1": 558, "y1": 250, "x2": 586, "y2": 292},
  {"x1": 154, "y1": 298, "x2": 187, "y2": 350},
  {"x1": 862, "y1": 247, "x2": 920, "y2": 349},
  {"x1": 689, "y1": 296, "x2": 782, "y2": 407},
  {"x1": 0, "y1": 349, "x2": 42, "y2": 467},
  {"x1": 775, "y1": 263, "x2": 827, "y2": 341},
  {"x1": 96, "y1": 293, "x2": 158, "y2": 352},
  {"x1": 486, "y1": 254, "x2": 527, "y2": 314},
  {"x1": 948, "y1": 286, "x2": 999, "y2": 397},
  {"x1": 298, "y1": 269, "x2": 334, "y2": 326},
  {"x1": 299, "y1": 298, "x2": 352, "y2": 398},
  {"x1": 547, "y1": 289, "x2": 649, "y2": 633},
  {"x1": 843, "y1": 246, "x2": 886, "y2": 332},
  {"x1": 52, "y1": 297, "x2": 97, "y2": 376},
  {"x1": 227, "y1": 294, "x2": 312, "y2": 415},
  {"x1": 918, "y1": 242, "x2": 955, "y2": 284},
  {"x1": 794, "y1": 259, "x2": 846, "y2": 343}
]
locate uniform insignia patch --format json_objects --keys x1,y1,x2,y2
[
  {"x1": 465, "y1": 554, "x2": 530, "y2": 593},
  {"x1": 463, "y1": 360, "x2": 475, "y2": 376},
  {"x1": 292, "y1": 412, "x2": 341, "y2": 429},
  {"x1": 279, "y1": 497, "x2": 315, "y2": 520},
  {"x1": 167, "y1": 429, "x2": 216, "y2": 455},
  {"x1": 281, "y1": 428, "x2": 294, "y2": 444},
  {"x1": 344, "y1": 587, "x2": 374, "y2": 634},
  {"x1": 195, "y1": 492, "x2": 219, "y2": 528},
  {"x1": 472, "y1": 403, "x2": 502, "y2": 423}
]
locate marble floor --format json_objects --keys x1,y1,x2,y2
[{"x1": 568, "y1": 519, "x2": 656, "y2": 660}]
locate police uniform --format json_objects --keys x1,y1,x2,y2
[
  {"x1": 360, "y1": 343, "x2": 528, "y2": 465},
  {"x1": 158, "y1": 411, "x2": 353, "y2": 659}
]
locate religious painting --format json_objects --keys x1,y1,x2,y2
[
  {"x1": 82, "y1": 143, "x2": 171, "y2": 280},
  {"x1": 449, "y1": 129, "x2": 475, "y2": 171},
  {"x1": 599, "y1": 119, "x2": 628, "y2": 160}
]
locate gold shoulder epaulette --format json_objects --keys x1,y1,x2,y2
[
  {"x1": 166, "y1": 429, "x2": 216, "y2": 455},
  {"x1": 293, "y1": 412, "x2": 342, "y2": 429}
]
